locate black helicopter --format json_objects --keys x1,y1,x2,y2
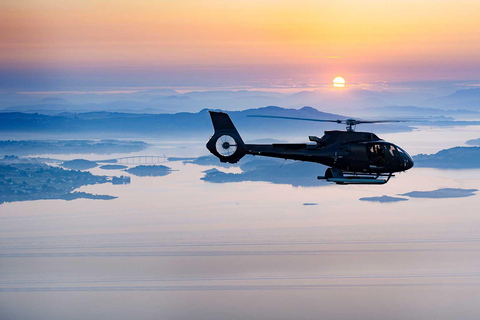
[{"x1": 206, "y1": 111, "x2": 414, "y2": 184}]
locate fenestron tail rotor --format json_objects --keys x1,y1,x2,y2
[
  {"x1": 247, "y1": 115, "x2": 407, "y2": 132},
  {"x1": 206, "y1": 111, "x2": 247, "y2": 164},
  {"x1": 215, "y1": 134, "x2": 237, "y2": 156}
]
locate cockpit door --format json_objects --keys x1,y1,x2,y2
[
  {"x1": 383, "y1": 144, "x2": 402, "y2": 170},
  {"x1": 367, "y1": 143, "x2": 387, "y2": 169}
]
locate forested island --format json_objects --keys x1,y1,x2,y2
[
  {"x1": 61, "y1": 159, "x2": 98, "y2": 170},
  {"x1": 0, "y1": 156, "x2": 127, "y2": 204},
  {"x1": 125, "y1": 165, "x2": 172, "y2": 177}
]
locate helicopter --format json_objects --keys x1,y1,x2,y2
[{"x1": 206, "y1": 111, "x2": 414, "y2": 184}]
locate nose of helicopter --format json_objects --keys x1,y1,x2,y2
[
  {"x1": 396, "y1": 146, "x2": 414, "y2": 171},
  {"x1": 405, "y1": 157, "x2": 414, "y2": 170},
  {"x1": 402, "y1": 153, "x2": 414, "y2": 170}
]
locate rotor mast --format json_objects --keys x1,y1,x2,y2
[{"x1": 345, "y1": 119, "x2": 357, "y2": 132}]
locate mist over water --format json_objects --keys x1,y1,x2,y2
[
  {"x1": 3, "y1": 0, "x2": 480, "y2": 316},
  {"x1": 1, "y1": 126, "x2": 480, "y2": 320}
]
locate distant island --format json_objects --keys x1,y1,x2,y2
[
  {"x1": 124, "y1": 165, "x2": 172, "y2": 177},
  {"x1": 413, "y1": 146, "x2": 480, "y2": 168},
  {"x1": 61, "y1": 159, "x2": 98, "y2": 170},
  {"x1": 359, "y1": 188, "x2": 478, "y2": 202},
  {"x1": 466, "y1": 138, "x2": 480, "y2": 146},
  {"x1": 401, "y1": 188, "x2": 477, "y2": 198},
  {"x1": 0, "y1": 156, "x2": 126, "y2": 205},
  {"x1": 359, "y1": 195, "x2": 409, "y2": 203},
  {"x1": 0, "y1": 139, "x2": 149, "y2": 156}
]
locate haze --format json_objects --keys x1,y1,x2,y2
[
  {"x1": 1, "y1": 1, "x2": 480, "y2": 320},
  {"x1": 1, "y1": 0, "x2": 480, "y2": 90}
]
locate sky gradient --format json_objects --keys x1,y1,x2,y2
[{"x1": 1, "y1": 0, "x2": 480, "y2": 90}]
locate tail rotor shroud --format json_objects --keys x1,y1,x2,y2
[
  {"x1": 206, "y1": 111, "x2": 247, "y2": 163},
  {"x1": 215, "y1": 135, "x2": 237, "y2": 157}
]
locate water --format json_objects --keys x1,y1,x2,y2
[{"x1": 1, "y1": 128, "x2": 480, "y2": 320}]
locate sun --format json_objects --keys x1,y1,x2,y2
[{"x1": 333, "y1": 76, "x2": 346, "y2": 88}]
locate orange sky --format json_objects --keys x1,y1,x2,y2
[{"x1": 1, "y1": 0, "x2": 480, "y2": 87}]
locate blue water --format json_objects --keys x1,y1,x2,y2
[{"x1": 1, "y1": 127, "x2": 480, "y2": 320}]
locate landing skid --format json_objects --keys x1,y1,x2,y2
[{"x1": 318, "y1": 169, "x2": 394, "y2": 185}]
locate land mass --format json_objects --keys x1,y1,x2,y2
[
  {"x1": 0, "y1": 139, "x2": 148, "y2": 156},
  {"x1": 466, "y1": 138, "x2": 480, "y2": 146},
  {"x1": 413, "y1": 146, "x2": 480, "y2": 168},
  {"x1": 0, "y1": 107, "x2": 412, "y2": 139},
  {"x1": 401, "y1": 188, "x2": 477, "y2": 198},
  {"x1": 4, "y1": 87, "x2": 480, "y2": 114},
  {"x1": 124, "y1": 165, "x2": 172, "y2": 177},
  {"x1": 61, "y1": 159, "x2": 98, "y2": 170},
  {"x1": 0, "y1": 156, "x2": 125, "y2": 205},
  {"x1": 359, "y1": 195, "x2": 409, "y2": 203}
]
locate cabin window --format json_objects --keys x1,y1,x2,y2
[
  {"x1": 386, "y1": 144, "x2": 398, "y2": 157},
  {"x1": 367, "y1": 143, "x2": 386, "y2": 167}
]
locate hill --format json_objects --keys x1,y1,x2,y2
[
  {"x1": 0, "y1": 106, "x2": 412, "y2": 139},
  {"x1": 413, "y1": 146, "x2": 480, "y2": 168}
]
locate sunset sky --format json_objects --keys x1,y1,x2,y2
[{"x1": 1, "y1": 0, "x2": 480, "y2": 90}]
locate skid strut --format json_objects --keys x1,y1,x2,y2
[{"x1": 318, "y1": 168, "x2": 394, "y2": 185}]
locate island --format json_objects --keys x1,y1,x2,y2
[
  {"x1": 359, "y1": 195, "x2": 409, "y2": 203},
  {"x1": 0, "y1": 156, "x2": 125, "y2": 205},
  {"x1": 124, "y1": 165, "x2": 172, "y2": 177},
  {"x1": 400, "y1": 188, "x2": 477, "y2": 198},
  {"x1": 466, "y1": 138, "x2": 480, "y2": 146},
  {"x1": 61, "y1": 159, "x2": 98, "y2": 170},
  {"x1": 413, "y1": 146, "x2": 480, "y2": 168}
]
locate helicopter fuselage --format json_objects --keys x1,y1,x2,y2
[
  {"x1": 206, "y1": 111, "x2": 414, "y2": 184},
  {"x1": 244, "y1": 130, "x2": 414, "y2": 174}
]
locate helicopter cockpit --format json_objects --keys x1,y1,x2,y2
[{"x1": 366, "y1": 142, "x2": 413, "y2": 170}]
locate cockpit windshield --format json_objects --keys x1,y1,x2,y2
[
  {"x1": 386, "y1": 144, "x2": 398, "y2": 157},
  {"x1": 396, "y1": 146, "x2": 413, "y2": 161},
  {"x1": 397, "y1": 146, "x2": 410, "y2": 157}
]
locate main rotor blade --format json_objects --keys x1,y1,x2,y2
[
  {"x1": 353, "y1": 120, "x2": 409, "y2": 124},
  {"x1": 247, "y1": 115, "x2": 342, "y2": 123}
]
